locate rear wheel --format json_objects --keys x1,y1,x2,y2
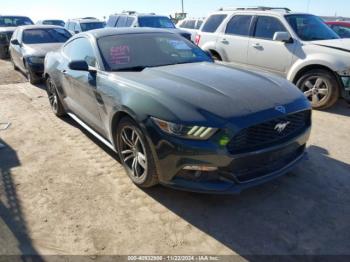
[
  {"x1": 211, "y1": 51, "x2": 222, "y2": 61},
  {"x1": 116, "y1": 117, "x2": 158, "y2": 188},
  {"x1": 46, "y1": 76, "x2": 66, "y2": 117},
  {"x1": 296, "y1": 69, "x2": 340, "y2": 109}
]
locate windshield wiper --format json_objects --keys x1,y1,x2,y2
[{"x1": 114, "y1": 66, "x2": 147, "y2": 72}]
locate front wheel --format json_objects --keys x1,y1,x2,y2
[
  {"x1": 116, "y1": 117, "x2": 158, "y2": 188},
  {"x1": 46, "y1": 77, "x2": 66, "y2": 117},
  {"x1": 296, "y1": 69, "x2": 340, "y2": 109}
]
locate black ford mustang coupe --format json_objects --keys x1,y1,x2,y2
[{"x1": 44, "y1": 28, "x2": 312, "y2": 194}]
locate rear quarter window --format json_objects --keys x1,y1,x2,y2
[{"x1": 201, "y1": 14, "x2": 227, "y2": 33}]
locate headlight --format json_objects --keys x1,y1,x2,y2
[
  {"x1": 151, "y1": 117, "x2": 218, "y2": 140},
  {"x1": 27, "y1": 56, "x2": 45, "y2": 64}
]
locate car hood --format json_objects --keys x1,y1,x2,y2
[
  {"x1": 112, "y1": 63, "x2": 308, "y2": 125},
  {"x1": 23, "y1": 43, "x2": 64, "y2": 57},
  {"x1": 310, "y1": 39, "x2": 350, "y2": 52},
  {"x1": 0, "y1": 27, "x2": 16, "y2": 33}
]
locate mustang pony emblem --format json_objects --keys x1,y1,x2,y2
[{"x1": 275, "y1": 121, "x2": 291, "y2": 133}]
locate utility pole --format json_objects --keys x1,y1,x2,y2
[
  {"x1": 307, "y1": 0, "x2": 311, "y2": 12},
  {"x1": 181, "y1": 0, "x2": 184, "y2": 13}
]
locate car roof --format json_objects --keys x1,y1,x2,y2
[
  {"x1": 0, "y1": 15, "x2": 31, "y2": 18},
  {"x1": 43, "y1": 19, "x2": 64, "y2": 21},
  {"x1": 110, "y1": 13, "x2": 166, "y2": 18},
  {"x1": 83, "y1": 27, "x2": 177, "y2": 39},
  {"x1": 68, "y1": 18, "x2": 102, "y2": 23},
  {"x1": 18, "y1": 25, "x2": 66, "y2": 30},
  {"x1": 213, "y1": 9, "x2": 310, "y2": 17}
]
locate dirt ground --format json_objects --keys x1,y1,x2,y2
[{"x1": 0, "y1": 59, "x2": 349, "y2": 258}]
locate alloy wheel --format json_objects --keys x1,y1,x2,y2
[
  {"x1": 301, "y1": 76, "x2": 330, "y2": 106},
  {"x1": 119, "y1": 126, "x2": 148, "y2": 182}
]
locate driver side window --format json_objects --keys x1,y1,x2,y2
[{"x1": 64, "y1": 38, "x2": 97, "y2": 67}]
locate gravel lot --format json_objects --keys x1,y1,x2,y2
[{"x1": 0, "y1": 59, "x2": 349, "y2": 258}]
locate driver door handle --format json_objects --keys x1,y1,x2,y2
[
  {"x1": 221, "y1": 39, "x2": 229, "y2": 45},
  {"x1": 252, "y1": 43, "x2": 261, "y2": 48}
]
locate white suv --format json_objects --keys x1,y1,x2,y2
[{"x1": 196, "y1": 7, "x2": 350, "y2": 109}]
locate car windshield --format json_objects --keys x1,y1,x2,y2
[
  {"x1": 80, "y1": 22, "x2": 104, "y2": 31},
  {"x1": 285, "y1": 14, "x2": 340, "y2": 41},
  {"x1": 97, "y1": 33, "x2": 213, "y2": 71},
  {"x1": 22, "y1": 28, "x2": 72, "y2": 44},
  {"x1": 43, "y1": 20, "x2": 65, "y2": 27},
  {"x1": 138, "y1": 17, "x2": 175, "y2": 29},
  {"x1": 0, "y1": 16, "x2": 33, "y2": 27}
]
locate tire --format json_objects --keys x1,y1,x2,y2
[
  {"x1": 24, "y1": 61, "x2": 40, "y2": 85},
  {"x1": 296, "y1": 69, "x2": 340, "y2": 109},
  {"x1": 46, "y1": 76, "x2": 66, "y2": 117},
  {"x1": 10, "y1": 55, "x2": 18, "y2": 70},
  {"x1": 211, "y1": 52, "x2": 222, "y2": 61},
  {"x1": 116, "y1": 117, "x2": 158, "y2": 188}
]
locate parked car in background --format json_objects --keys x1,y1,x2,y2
[
  {"x1": 177, "y1": 18, "x2": 204, "y2": 41},
  {"x1": 0, "y1": 16, "x2": 33, "y2": 59},
  {"x1": 106, "y1": 12, "x2": 191, "y2": 41},
  {"x1": 44, "y1": 28, "x2": 311, "y2": 194},
  {"x1": 65, "y1": 18, "x2": 105, "y2": 34},
  {"x1": 9, "y1": 25, "x2": 72, "y2": 84},
  {"x1": 196, "y1": 7, "x2": 350, "y2": 109},
  {"x1": 326, "y1": 21, "x2": 350, "y2": 38},
  {"x1": 37, "y1": 19, "x2": 65, "y2": 27}
]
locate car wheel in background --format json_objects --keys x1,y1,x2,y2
[
  {"x1": 0, "y1": 48, "x2": 7, "y2": 59},
  {"x1": 116, "y1": 117, "x2": 158, "y2": 188},
  {"x1": 24, "y1": 61, "x2": 40, "y2": 85},
  {"x1": 46, "y1": 76, "x2": 66, "y2": 117},
  {"x1": 297, "y1": 69, "x2": 340, "y2": 109}
]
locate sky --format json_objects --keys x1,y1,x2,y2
[{"x1": 1, "y1": 0, "x2": 349, "y2": 22}]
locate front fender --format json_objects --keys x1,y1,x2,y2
[{"x1": 287, "y1": 49, "x2": 350, "y2": 82}]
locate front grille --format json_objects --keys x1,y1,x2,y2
[{"x1": 228, "y1": 110, "x2": 311, "y2": 154}]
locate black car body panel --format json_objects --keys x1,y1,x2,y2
[{"x1": 44, "y1": 28, "x2": 312, "y2": 194}]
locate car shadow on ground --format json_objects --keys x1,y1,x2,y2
[
  {"x1": 323, "y1": 99, "x2": 350, "y2": 117},
  {"x1": 143, "y1": 145, "x2": 350, "y2": 257},
  {"x1": 0, "y1": 139, "x2": 42, "y2": 259},
  {"x1": 59, "y1": 116, "x2": 121, "y2": 162}
]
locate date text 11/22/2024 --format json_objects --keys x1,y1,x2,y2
[{"x1": 127, "y1": 256, "x2": 220, "y2": 261}]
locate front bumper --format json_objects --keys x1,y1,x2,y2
[
  {"x1": 26, "y1": 61, "x2": 44, "y2": 74},
  {"x1": 146, "y1": 121, "x2": 311, "y2": 194}
]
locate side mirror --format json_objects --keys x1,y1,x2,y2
[
  {"x1": 74, "y1": 30, "x2": 80, "y2": 34},
  {"x1": 273, "y1": 32, "x2": 293, "y2": 43},
  {"x1": 68, "y1": 60, "x2": 89, "y2": 71},
  {"x1": 11, "y1": 39, "x2": 20, "y2": 46}
]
